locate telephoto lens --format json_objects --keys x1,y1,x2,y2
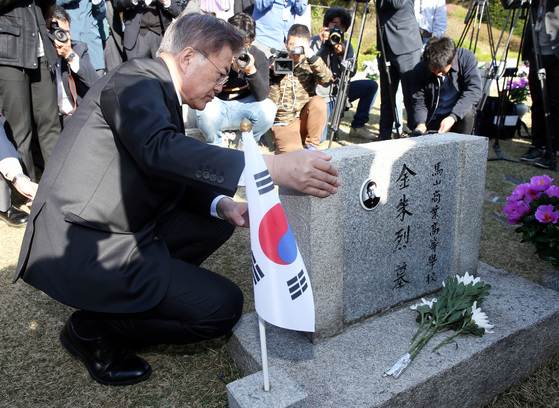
[
  {"x1": 54, "y1": 29, "x2": 69, "y2": 42},
  {"x1": 236, "y1": 49, "x2": 250, "y2": 68},
  {"x1": 328, "y1": 26, "x2": 343, "y2": 46}
]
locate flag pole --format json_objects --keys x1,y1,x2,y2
[
  {"x1": 258, "y1": 315, "x2": 271, "y2": 392},
  {"x1": 240, "y1": 118, "x2": 271, "y2": 392}
]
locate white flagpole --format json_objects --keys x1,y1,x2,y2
[
  {"x1": 241, "y1": 118, "x2": 270, "y2": 392},
  {"x1": 258, "y1": 315, "x2": 270, "y2": 392}
]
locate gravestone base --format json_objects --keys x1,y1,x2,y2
[
  {"x1": 227, "y1": 263, "x2": 559, "y2": 407},
  {"x1": 226, "y1": 366, "x2": 308, "y2": 408}
]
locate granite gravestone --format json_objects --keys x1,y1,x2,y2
[{"x1": 279, "y1": 133, "x2": 488, "y2": 342}]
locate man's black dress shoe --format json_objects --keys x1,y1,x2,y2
[
  {"x1": 59, "y1": 312, "x2": 152, "y2": 386},
  {"x1": 0, "y1": 206, "x2": 28, "y2": 228}
]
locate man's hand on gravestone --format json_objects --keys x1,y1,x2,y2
[{"x1": 264, "y1": 150, "x2": 341, "y2": 198}]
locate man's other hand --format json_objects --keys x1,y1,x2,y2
[{"x1": 217, "y1": 197, "x2": 250, "y2": 228}]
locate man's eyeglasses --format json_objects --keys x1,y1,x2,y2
[{"x1": 195, "y1": 49, "x2": 229, "y2": 86}]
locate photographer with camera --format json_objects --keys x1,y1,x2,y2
[
  {"x1": 268, "y1": 24, "x2": 333, "y2": 154},
  {"x1": 0, "y1": 0, "x2": 60, "y2": 182},
  {"x1": 310, "y1": 6, "x2": 379, "y2": 142},
  {"x1": 48, "y1": 6, "x2": 101, "y2": 127},
  {"x1": 195, "y1": 12, "x2": 277, "y2": 147}
]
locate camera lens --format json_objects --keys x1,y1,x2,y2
[
  {"x1": 236, "y1": 52, "x2": 250, "y2": 68},
  {"x1": 54, "y1": 29, "x2": 69, "y2": 43},
  {"x1": 328, "y1": 27, "x2": 344, "y2": 46},
  {"x1": 329, "y1": 32, "x2": 342, "y2": 45}
]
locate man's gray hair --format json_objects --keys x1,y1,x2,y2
[{"x1": 157, "y1": 13, "x2": 244, "y2": 57}]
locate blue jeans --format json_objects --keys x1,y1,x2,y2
[
  {"x1": 196, "y1": 95, "x2": 277, "y2": 144},
  {"x1": 321, "y1": 79, "x2": 379, "y2": 143}
]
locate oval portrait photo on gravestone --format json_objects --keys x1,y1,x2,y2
[{"x1": 360, "y1": 179, "x2": 380, "y2": 211}]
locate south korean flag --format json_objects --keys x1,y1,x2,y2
[{"x1": 241, "y1": 128, "x2": 315, "y2": 332}]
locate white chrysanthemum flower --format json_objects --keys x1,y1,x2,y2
[
  {"x1": 410, "y1": 297, "x2": 437, "y2": 310},
  {"x1": 470, "y1": 301, "x2": 494, "y2": 333},
  {"x1": 457, "y1": 271, "x2": 481, "y2": 286}
]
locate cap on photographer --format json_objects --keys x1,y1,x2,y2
[
  {"x1": 269, "y1": 23, "x2": 333, "y2": 154},
  {"x1": 310, "y1": 6, "x2": 379, "y2": 142}
]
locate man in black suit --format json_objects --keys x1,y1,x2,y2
[
  {"x1": 376, "y1": 0, "x2": 423, "y2": 140},
  {"x1": 13, "y1": 13, "x2": 340, "y2": 386},
  {"x1": 113, "y1": 0, "x2": 183, "y2": 60}
]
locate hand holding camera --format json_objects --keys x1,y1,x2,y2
[
  {"x1": 319, "y1": 26, "x2": 345, "y2": 55},
  {"x1": 233, "y1": 48, "x2": 257, "y2": 76},
  {"x1": 48, "y1": 19, "x2": 75, "y2": 61},
  {"x1": 270, "y1": 34, "x2": 312, "y2": 75}
]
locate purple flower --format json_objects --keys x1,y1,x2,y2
[
  {"x1": 544, "y1": 185, "x2": 559, "y2": 198},
  {"x1": 535, "y1": 205, "x2": 559, "y2": 224},
  {"x1": 503, "y1": 201, "x2": 530, "y2": 225},
  {"x1": 507, "y1": 183, "x2": 530, "y2": 202},
  {"x1": 530, "y1": 175, "x2": 554, "y2": 191}
]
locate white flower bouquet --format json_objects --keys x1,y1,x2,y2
[{"x1": 384, "y1": 272, "x2": 493, "y2": 378}]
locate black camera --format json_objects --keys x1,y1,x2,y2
[
  {"x1": 270, "y1": 46, "x2": 305, "y2": 75},
  {"x1": 328, "y1": 26, "x2": 344, "y2": 46},
  {"x1": 236, "y1": 48, "x2": 251, "y2": 68},
  {"x1": 48, "y1": 19, "x2": 69, "y2": 43},
  {"x1": 271, "y1": 50, "x2": 293, "y2": 74}
]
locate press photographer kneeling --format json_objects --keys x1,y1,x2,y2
[
  {"x1": 310, "y1": 6, "x2": 379, "y2": 141},
  {"x1": 268, "y1": 24, "x2": 333, "y2": 154}
]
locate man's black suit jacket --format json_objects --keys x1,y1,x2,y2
[
  {"x1": 112, "y1": 0, "x2": 183, "y2": 51},
  {"x1": 376, "y1": 0, "x2": 423, "y2": 59},
  {"x1": 14, "y1": 57, "x2": 245, "y2": 313}
]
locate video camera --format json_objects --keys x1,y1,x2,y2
[
  {"x1": 47, "y1": 19, "x2": 69, "y2": 43},
  {"x1": 269, "y1": 46, "x2": 304, "y2": 75},
  {"x1": 328, "y1": 26, "x2": 344, "y2": 46}
]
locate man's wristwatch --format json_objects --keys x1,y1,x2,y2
[
  {"x1": 66, "y1": 52, "x2": 76, "y2": 62},
  {"x1": 12, "y1": 173, "x2": 30, "y2": 184}
]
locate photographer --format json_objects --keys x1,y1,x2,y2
[
  {"x1": 48, "y1": 6, "x2": 100, "y2": 127},
  {"x1": 0, "y1": 0, "x2": 60, "y2": 182},
  {"x1": 310, "y1": 6, "x2": 379, "y2": 141},
  {"x1": 195, "y1": 12, "x2": 277, "y2": 146},
  {"x1": 269, "y1": 24, "x2": 332, "y2": 154}
]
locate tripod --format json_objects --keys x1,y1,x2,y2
[
  {"x1": 461, "y1": 0, "x2": 530, "y2": 163},
  {"x1": 458, "y1": 0, "x2": 496, "y2": 56},
  {"x1": 489, "y1": 2, "x2": 530, "y2": 162},
  {"x1": 327, "y1": 0, "x2": 371, "y2": 148}
]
